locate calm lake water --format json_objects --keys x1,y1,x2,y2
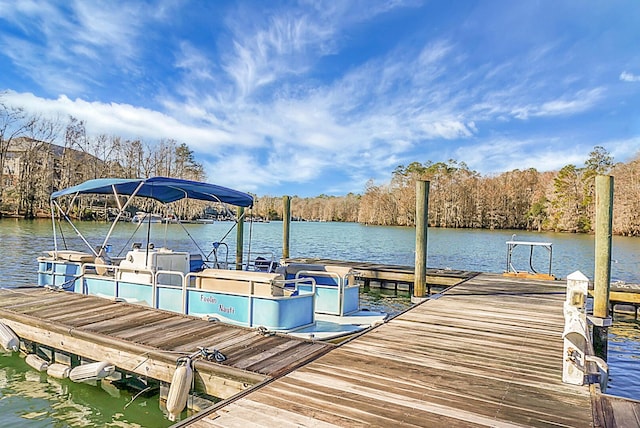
[{"x1": 0, "y1": 219, "x2": 639, "y2": 426}]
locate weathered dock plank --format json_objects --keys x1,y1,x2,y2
[
  {"x1": 189, "y1": 273, "x2": 596, "y2": 427},
  {"x1": 0, "y1": 286, "x2": 333, "y2": 399},
  {"x1": 593, "y1": 393, "x2": 640, "y2": 427}
]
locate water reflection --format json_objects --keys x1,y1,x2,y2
[
  {"x1": 607, "y1": 312, "x2": 640, "y2": 399},
  {"x1": 0, "y1": 352, "x2": 173, "y2": 427}
]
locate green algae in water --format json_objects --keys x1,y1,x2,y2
[{"x1": 0, "y1": 352, "x2": 174, "y2": 427}]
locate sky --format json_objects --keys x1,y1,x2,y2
[{"x1": 1, "y1": 1, "x2": 640, "y2": 197}]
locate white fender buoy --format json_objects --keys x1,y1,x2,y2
[
  {"x1": 166, "y1": 358, "x2": 193, "y2": 421},
  {"x1": 0, "y1": 322, "x2": 19, "y2": 352},
  {"x1": 25, "y1": 354, "x2": 50, "y2": 372},
  {"x1": 47, "y1": 363, "x2": 71, "y2": 379},
  {"x1": 69, "y1": 361, "x2": 115, "y2": 382}
]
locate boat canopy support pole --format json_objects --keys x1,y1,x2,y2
[
  {"x1": 236, "y1": 207, "x2": 244, "y2": 270},
  {"x1": 283, "y1": 196, "x2": 291, "y2": 259},
  {"x1": 100, "y1": 182, "x2": 145, "y2": 253},
  {"x1": 52, "y1": 199, "x2": 99, "y2": 257},
  {"x1": 50, "y1": 201, "x2": 58, "y2": 252},
  {"x1": 169, "y1": 192, "x2": 225, "y2": 260}
]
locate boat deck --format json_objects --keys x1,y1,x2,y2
[
  {"x1": 0, "y1": 286, "x2": 333, "y2": 399},
  {"x1": 186, "y1": 273, "x2": 613, "y2": 427}
]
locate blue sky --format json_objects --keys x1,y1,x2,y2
[{"x1": 1, "y1": 1, "x2": 640, "y2": 197}]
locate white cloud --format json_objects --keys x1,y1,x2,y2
[
  {"x1": 506, "y1": 88, "x2": 604, "y2": 120},
  {"x1": 456, "y1": 138, "x2": 588, "y2": 174},
  {"x1": 2, "y1": 91, "x2": 236, "y2": 146},
  {"x1": 221, "y1": 10, "x2": 336, "y2": 98},
  {"x1": 599, "y1": 137, "x2": 640, "y2": 162},
  {"x1": 620, "y1": 71, "x2": 640, "y2": 82},
  {"x1": 0, "y1": 1, "x2": 169, "y2": 94}
]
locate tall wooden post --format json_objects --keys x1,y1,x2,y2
[
  {"x1": 593, "y1": 175, "x2": 614, "y2": 360},
  {"x1": 236, "y1": 206, "x2": 244, "y2": 270},
  {"x1": 282, "y1": 196, "x2": 291, "y2": 259},
  {"x1": 414, "y1": 180, "x2": 430, "y2": 300}
]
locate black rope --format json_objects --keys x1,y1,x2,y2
[{"x1": 57, "y1": 213, "x2": 68, "y2": 250}]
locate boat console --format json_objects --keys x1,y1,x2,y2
[{"x1": 118, "y1": 247, "x2": 190, "y2": 286}]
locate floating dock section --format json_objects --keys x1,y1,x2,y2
[{"x1": 0, "y1": 286, "x2": 333, "y2": 400}]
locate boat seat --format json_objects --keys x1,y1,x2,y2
[
  {"x1": 277, "y1": 264, "x2": 356, "y2": 286},
  {"x1": 46, "y1": 250, "x2": 95, "y2": 263},
  {"x1": 195, "y1": 269, "x2": 288, "y2": 297}
]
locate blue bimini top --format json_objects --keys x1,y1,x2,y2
[{"x1": 51, "y1": 176, "x2": 254, "y2": 207}]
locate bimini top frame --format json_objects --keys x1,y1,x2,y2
[{"x1": 49, "y1": 176, "x2": 254, "y2": 257}]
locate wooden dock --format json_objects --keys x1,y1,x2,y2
[
  {"x1": 0, "y1": 286, "x2": 333, "y2": 399},
  {"x1": 184, "y1": 273, "x2": 640, "y2": 427},
  {"x1": 283, "y1": 257, "x2": 478, "y2": 288},
  {"x1": 286, "y1": 258, "x2": 640, "y2": 315}
]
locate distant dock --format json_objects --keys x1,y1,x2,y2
[{"x1": 283, "y1": 257, "x2": 478, "y2": 291}]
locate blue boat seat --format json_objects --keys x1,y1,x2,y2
[{"x1": 277, "y1": 264, "x2": 355, "y2": 286}]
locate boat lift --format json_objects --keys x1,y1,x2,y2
[{"x1": 504, "y1": 239, "x2": 555, "y2": 280}]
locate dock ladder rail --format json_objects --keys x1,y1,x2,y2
[{"x1": 505, "y1": 239, "x2": 553, "y2": 276}]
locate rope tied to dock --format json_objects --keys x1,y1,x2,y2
[
  {"x1": 196, "y1": 346, "x2": 227, "y2": 363},
  {"x1": 44, "y1": 276, "x2": 77, "y2": 291},
  {"x1": 178, "y1": 346, "x2": 227, "y2": 365},
  {"x1": 256, "y1": 326, "x2": 275, "y2": 337}
]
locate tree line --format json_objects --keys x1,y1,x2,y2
[
  {"x1": 2, "y1": 96, "x2": 639, "y2": 236},
  {"x1": 253, "y1": 147, "x2": 639, "y2": 237}
]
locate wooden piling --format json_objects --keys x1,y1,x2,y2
[
  {"x1": 236, "y1": 206, "x2": 244, "y2": 270},
  {"x1": 593, "y1": 175, "x2": 613, "y2": 360},
  {"x1": 282, "y1": 196, "x2": 291, "y2": 259},
  {"x1": 414, "y1": 180, "x2": 429, "y2": 299}
]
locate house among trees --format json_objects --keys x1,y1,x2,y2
[{"x1": 1, "y1": 137, "x2": 76, "y2": 218}]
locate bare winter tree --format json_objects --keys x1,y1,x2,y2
[
  {"x1": 0, "y1": 94, "x2": 29, "y2": 211},
  {"x1": 17, "y1": 114, "x2": 62, "y2": 217}
]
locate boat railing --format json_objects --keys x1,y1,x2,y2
[
  {"x1": 295, "y1": 269, "x2": 358, "y2": 287},
  {"x1": 273, "y1": 277, "x2": 317, "y2": 295},
  {"x1": 294, "y1": 269, "x2": 359, "y2": 316},
  {"x1": 80, "y1": 262, "x2": 318, "y2": 327},
  {"x1": 82, "y1": 263, "x2": 189, "y2": 311},
  {"x1": 82, "y1": 262, "x2": 155, "y2": 296},
  {"x1": 238, "y1": 252, "x2": 279, "y2": 272},
  {"x1": 187, "y1": 271, "x2": 316, "y2": 297},
  {"x1": 155, "y1": 269, "x2": 186, "y2": 309},
  {"x1": 38, "y1": 259, "x2": 85, "y2": 291}
]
